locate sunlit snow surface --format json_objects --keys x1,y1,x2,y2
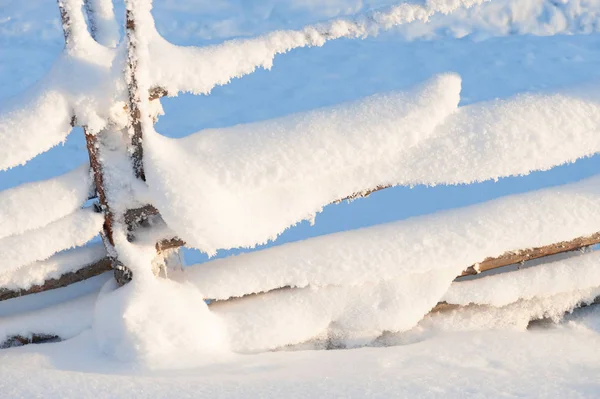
[{"x1": 3, "y1": 0, "x2": 600, "y2": 397}]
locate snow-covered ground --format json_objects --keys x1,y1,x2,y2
[
  {"x1": 2, "y1": 305, "x2": 600, "y2": 398},
  {"x1": 3, "y1": 0, "x2": 600, "y2": 397}
]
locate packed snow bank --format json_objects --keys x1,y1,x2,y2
[
  {"x1": 0, "y1": 242, "x2": 106, "y2": 292},
  {"x1": 93, "y1": 278, "x2": 229, "y2": 368},
  {"x1": 148, "y1": 0, "x2": 486, "y2": 96},
  {"x1": 0, "y1": 208, "x2": 104, "y2": 272},
  {"x1": 0, "y1": 164, "x2": 92, "y2": 239},
  {"x1": 444, "y1": 251, "x2": 600, "y2": 307},
  {"x1": 184, "y1": 173, "x2": 600, "y2": 301},
  {"x1": 145, "y1": 74, "x2": 460, "y2": 254},
  {"x1": 148, "y1": 71, "x2": 600, "y2": 256}
]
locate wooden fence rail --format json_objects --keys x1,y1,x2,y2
[{"x1": 2, "y1": 230, "x2": 599, "y2": 304}]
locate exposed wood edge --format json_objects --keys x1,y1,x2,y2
[
  {"x1": 84, "y1": 127, "x2": 115, "y2": 247},
  {"x1": 149, "y1": 87, "x2": 168, "y2": 101},
  {"x1": 461, "y1": 232, "x2": 600, "y2": 277},
  {"x1": 124, "y1": 204, "x2": 160, "y2": 227},
  {"x1": 430, "y1": 301, "x2": 460, "y2": 313},
  {"x1": 57, "y1": 0, "x2": 72, "y2": 45},
  {"x1": 0, "y1": 258, "x2": 113, "y2": 302},
  {"x1": 156, "y1": 237, "x2": 186, "y2": 253},
  {"x1": 123, "y1": 204, "x2": 185, "y2": 251},
  {"x1": 334, "y1": 184, "x2": 392, "y2": 203},
  {"x1": 125, "y1": 8, "x2": 146, "y2": 182}
]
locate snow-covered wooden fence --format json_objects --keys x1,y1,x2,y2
[{"x1": 3, "y1": 0, "x2": 600, "y2": 349}]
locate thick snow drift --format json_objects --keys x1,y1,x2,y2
[
  {"x1": 0, "y1": 89, "x2": 73, "y2": 171},
  {"x1": 183, "y1": 173, "x2": 600, "y2": 301},
  {"x1": 0, "y1": 164, "x2": 92, "y2": 239},
  {"x1": 0, "y1": 208, "x2": 104, "y2": 272},
  {"x1": 146, "y1": 74, "x2": 460, "y2": 255},
  {"x1": 0, "y1": 242, "x2": 106, "y2": 292},
  {"x1": 147, "y1": 73, "x2": 600, "y2": 255}
]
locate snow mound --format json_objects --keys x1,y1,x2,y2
[
  {"x1": 93, "y1": 278, "x2": 229, "y2": 368},
  {"x1": 145, "y1": 73, "x2": 461, "y2": 255}
]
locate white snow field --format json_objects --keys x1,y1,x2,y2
[{"x1": 3, "y1": 0, "x2": 600, "y2": 397}]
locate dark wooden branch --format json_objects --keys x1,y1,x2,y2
[
  {"x1": 0, "y1": 258, "x2": 112, "y2": 302},
  {"x1": 83, "y1": 128, "x2": 115, "y2": 246},
  {"x1": 125, "y1": 9, "x2": 146, "y2": 181},
  {"x1": 1, "y1": 334, "x2": 59, "y2": 349},
  {"x1": 57, "y1": 1, "x2": 72, "y2": 44}
]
